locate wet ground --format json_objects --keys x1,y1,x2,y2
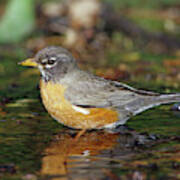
[{"x1": 0, "y1": 47, "x2": 180, "y2": 180}]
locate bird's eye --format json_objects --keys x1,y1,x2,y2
[
  {"x1": 47, "y1": 57, "x2": 56, "y2": 65},
  {"x1": 48, "y1": 59, "x2": 56, "y2": 65}
]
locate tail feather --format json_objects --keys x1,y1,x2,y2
[
  {"x1": 126, "y1": 93, "x2": 180, "y2": 115},
  {"x1": 158, "y1": 93, "x2": 180, "y2": 104}
]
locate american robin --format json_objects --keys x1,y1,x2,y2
[{"x1": 20, "y1": 46, "x2": 180, "y2": 130}]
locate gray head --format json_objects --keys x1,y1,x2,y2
[{"x1": 34, "y1": 46, "x2": 77, "y2": 82}]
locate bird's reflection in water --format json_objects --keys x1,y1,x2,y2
[{"x1": 41, "y1": 129, "x2": 146, "y2": 180}]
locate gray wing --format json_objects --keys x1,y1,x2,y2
[{"x1": 64, "y1": 71, "x2": 159, "y2": 109}]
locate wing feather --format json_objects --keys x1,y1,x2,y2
[{"x1": 63, "y1": 72, "x2": 157, "y2": 108}]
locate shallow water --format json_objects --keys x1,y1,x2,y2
[{"x1": 0, "y1": 52, "x2": 180, "y2": 180}]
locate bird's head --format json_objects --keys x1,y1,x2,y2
[{"x1": 20, "y1": 46, "x2": 77, "y2": 81}]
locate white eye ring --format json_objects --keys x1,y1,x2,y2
[
  {"x1": 41, "y1": 59, "x2": 48, "y2": 64},
  {"x1": 49, "y1": 57, "x2": 57, "y2": 61},
  {"x1": 47, "y1": 59, "x2": 56, "y2": 65},
  {"x1": 45, "y1": 64, "x2": 56, "y2": 69},
  {"x1": 45, "y1": 59, "x2": 57, "y2": 68}
]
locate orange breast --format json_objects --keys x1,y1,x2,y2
[{"x1": 40, "y1": 80, "x2": 119, "y2": 129}]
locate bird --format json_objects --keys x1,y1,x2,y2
[{"x1": 20, "y1": 46, "x2": 180, "y2": 130}]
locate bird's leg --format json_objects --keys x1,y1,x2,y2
[{"x1": 74, "y1": 129, "x2": 86, "y2": 142}]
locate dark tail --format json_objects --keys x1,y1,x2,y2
[{"x1": 126, "y1": 93, "x2": 180, "y2": 115}]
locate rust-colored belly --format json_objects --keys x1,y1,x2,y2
[{"x1": 40, "y1": 80, "x2": 119, "y2": 129}]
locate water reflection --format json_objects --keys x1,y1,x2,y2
[{"x1": 41, "y1": 130, "x2": 143, "y2": 180}]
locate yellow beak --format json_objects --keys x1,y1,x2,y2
[{"x1": 19, "y1": 58, "x2": 38, "y2": 67}]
